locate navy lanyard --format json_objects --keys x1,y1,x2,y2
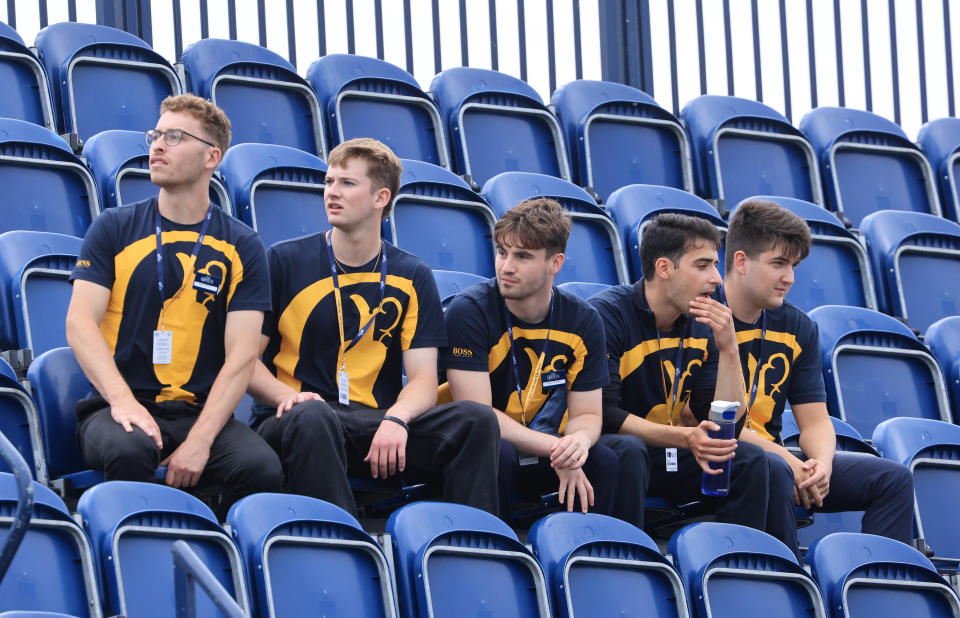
[
  {"x1": 505, "y1": 292, "x2": 554, "y2": 424},
  {"x1": 155, "y1": 204, "x2": 213, "y2": 327},
  {"x1": 325, "y1": 231, "x2": 387, "y2": 362},
  {"x1": 655, "y1": 324, "x2": 687, "y2": 424}
]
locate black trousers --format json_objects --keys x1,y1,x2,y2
[{"x1": 256, "y1": 399, "x2": 501, "y2": 517}]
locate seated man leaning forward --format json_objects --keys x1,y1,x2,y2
[
  {"x1": 443, "y1": 198, "x2": 648, "y2": 525},
  {"x1": 247, "y1": 137, "x2": 500, "y2": 516},
  {"x1": 715, "y1": 199, "x2": 915, "y2": 555},
  {"x1": 589, "y1": 213, "x2": 792, "y2": 544},
  {"x1": 66, "y1": 94, "x2": 282, "y2": 502}
]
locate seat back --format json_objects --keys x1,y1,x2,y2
[
  {"x1": 34, "y1": 22, "x2": 180, "y2": 141},
  {"x1": 387, "y1": 501, "x2": 550, "y2": 618},
  {"x1": 551, "y1": 79, "x2": 692, "y2": 201},
  {"x1": 432, "y1": 270, "x2": 486, "y2": 308},
  {"x1": 431, "y1": 67, "x2": 570, "y2": 186},
  {"x1": 228, "y1": 493, "x2": 398, "y2": 617},
  {"x1": 0, "y1": 21, "x2": 55, "y2": 130},
  {"x1": 800, "y1": 107, "x2": 940, "y2": 228},
  {"x1": 861, "y1": 210, "x2": 960, "y2": 332},
  {"x1": 181, "y1": 38, "x2": 325, "y2": 156},
  {"x1": 387, "y1": 159, "x2": 496, "y2": 276},
  {"x1": 682, "y1": 95, "x2": 822, "y2": 210},
  {"x1": 557, "y1": 281, "x2": 610, "y2": 301},
  {"x1": 482, "y1": 171, "x2": 628, "y2": 285},
  {"x1": 917, "y1": 117, "x2": 960, "y2": 223},
  {"x1": 809, "y1": 305, "x2": 952, "y2": 437},
  {"x1": 925, "y1": 316, "x2": 960, "y2": 422},
  {"x1": 0, "y1": 357, "x2": 45, "y2": 482}
]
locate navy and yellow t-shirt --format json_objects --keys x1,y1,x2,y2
[
  {"x1": 441, "y1": 279, "x2": 608, "y2": 434},
  {"x1": 261, "y1": 232, "x2": 445, "y2": 410},
  {"x1": 70, "y1": 197, "x2": 271, "y2": 405},
  {"x1": 589, "y1": 280, "x2": 717, "y2": 434}
]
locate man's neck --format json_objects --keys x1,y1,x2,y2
[
  {"x1": 644, "y1": 282, "x2": 682, "y2": 331},
  {"x1": 157, "y1": 186, "x2": 212, "y2": 224},
  {"x1": 723, "y1": 279, "x2": 764, "y2": 324},
  {"x1": 504, "y1": 285, "x2": 553, "y2": 324},
  {"x1": 329, "y1": 224, "x2": 383, "y2": 267}
]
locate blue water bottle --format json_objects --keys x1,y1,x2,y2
[{"x1": 701, "y1": 400, "x2": 739, "y2": 497}]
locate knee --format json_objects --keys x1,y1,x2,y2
[
  {"x1": 882, "y1": 461, "x2": 915, "y2": 497},
  {"x1": 238, "y1": 449, "x2": 284, "y2": 493},
  {"x1": 733, "y1": 441, "x2": 769, "y2": 484},
  {"x1": 455, "y1": 401, "x2": 501, "y2": 443},
  {"x1": 602, "y1": 434, "x2": 650, "y2": 470},
  {"x1": 765, "y1": 452, "x2": 795, "y2": 494},
  {"x1": 281, "y1": 400, "x2": 341, "y2": 440},
  {"x1": 105, "y1": 431, "x2": 159, "y2": 477}
]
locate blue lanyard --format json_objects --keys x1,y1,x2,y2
[
  {"x1": 655, "y1": 323, "x2": 687, "y2": 425},
  {"x1": 505, "y1": 292, "x2": 554, "y2": 425},
  {"x1": 155, "y1": 204, "x2": 213, "y2": 327},
  {"x1": 325, "y1": 231, "x2": 387, "y2": 363}
]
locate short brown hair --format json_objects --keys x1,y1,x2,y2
[
  {"x1": 639, "y1": 213, "x2": 722, "y2": 280},
  {"x1": 160, "y1": 94, "x2": 231, "y2": 154},
  {"x1": 327, "y1": 138, "x2": 403, "y2": 218},
  {"x1": 725, "y1": 199, "x2": 811, "y2": 272},
  {"x1": 494, "y1": 198, "x2": 572, "y2": 256}
]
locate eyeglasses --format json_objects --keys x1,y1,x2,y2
[{"x1": 145, "y1": 128, "x2": 216, "y2": 148}]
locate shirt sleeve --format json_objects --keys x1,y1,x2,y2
[
  {"x1": 404, "y1": 260, "x2": 447, "y2": 350},
  {"x1": 440, "y1": 293, "x2": 491, "y2": 371},
  {"x1": 70, "y1": 209, "x2": 118, "y2": 289},
  {"x1": 227, "y1": 231, "x2": 272, "y2": 313},
  {"x1": 787, "y1": 317, "x2": 827, "y2": 405}
]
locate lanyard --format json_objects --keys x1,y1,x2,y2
[
  {"x1": 655, "y1": 323, "x2": 686, "y2": 426},
  {"x1": 325, "y1": 230, "x2": 387, "y2": 369},
  {"x1": 719, "y1": 285, "x2": 766, "y2": 429},
  {"x1": 505, "y1": 292, "x2": 554, "y2": 426},
  {"x1": 155, "y1": 204, "x2": 213, "y2": 329}
]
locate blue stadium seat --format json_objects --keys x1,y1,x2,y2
[
  {"x1": 557, "y1": 281, "x2": 610, "y2": 300},
  {"x1": 808, "y1": 532, "x2": 960, "y2": 618},
  {"x1": 551, "y1": 79, "x2": 692, "y2": 201},
  {"x1": 386, "y1": 159, "x2": 497, "y2": 276},
  {"x1": 482, "y1": 172, "x2": 629, "y2": 285},
  {"x1": 219, "y1": 142, "x2": 328, "y2": 248},
  {"x1": 0, "y1": 231, "x2": 80, "y2": 356},
  {"x1": 227, "y1": 493, "x2": 398, "y2": 617},
  {"x1": 0, "y1": 118, "x2": 99, "y2": 236},
  {"x1": 917, "y1": 117, "x2": 960, "y2": 223},
  {"x1": 34, "y1": 22, "x2": 180, "y2": 142},
  {"x1": 732, "y1": 196, "x2": 877, "y2": 312},
  {"x1": 77, "y1": 480, "x2": 249, "y2": 618},
  {"x1": 432, "y1": 270, "x2": 485, "y2": 307},
  {"x1": 800, "y1": 107, "x2": 940, "y2": 228},
  {"x1": 528, "y1": 512, "x2": 687, "y2": 618},
  {"x1": 0, "y1": 357, "x2": 44, "y2": 483},
  {"x1": 606, "y1": 184, "x2": 725, "y2": 281},
  {"x1": 307, "y1": 54, "x2": 449, "y2": 167},
  {"x1": 873, "y1": 418, "x2": 960, "y2": 567},
  {"x1": 180, "y1": 38, "x2": 325, "y2": 156},
  {"x1": 83, "y1": 129, "x2": 231, "y2": 213},
  {"x1": 0, "y1": 473, "x2": 101, "y2": 616},
  {"x1": 809, "y1": 305, "x2": 952, "y2": 437},
  {"x1": 925, "y1": 316, "x2": 960, "y2": 422},
  {"x1": 681, "y1": 95, "x2": 822, "y2": 211},
  {"x1": 860, "y1": 210, "x2": 960, "y2": 332},
  {"x1": 431, "y1": 67, "x2": 571, "y2": 187},
  {"x1": 669, "y1": 522, "x2": 826, "y2": 618},
  {"x1": 387, "y1": 501, "x2": 550, "y2": 618},
  {"x1": 0, "y1": 21, "x2": 55, "y2": 130},
  {"x1": 781, "y1": 409, "x2": 878, "y2": 457}
]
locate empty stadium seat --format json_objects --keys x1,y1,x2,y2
[
  {"x1": 0, "y1": 357, "x2": 45, "y2": 483},
  {"x1": 482, "y1": 172, "x2": 628, "y2": 285},
  {"x1": 387, "y1": 501, "x2": 550, "y2": 618},
  {"x1": 77, "y1": 480, "x2": 249, "y2": 618},
  {"x1": 917, "y1": 117, "x2": 960, "y2": 223},
  {"x1": 925, "y1": 316, "x2": 960, "y2": 422},
  {"x1": 732, "y1": 195, "x2": 877, "y2": 312},
  {"x1": 861, "y1": 210, "x2": 960, "y2": 333},
  {"x1": 83, "y1": 129, "x2": 231, "y2": 213},
  {"x1": 34, "y1": 22, "x2": 181, "y2": 142},
  {"x1": 180, "y1": 38, "x2": 325, "y2": 156},
  {"x1": 227, "y1": 493, "x2": 398, "y2": 617},
  {"x1": 606, "y1": 183, "x2": 726, "y2": 281},
  {"x1": 808, "y1": 305, "x2": 952, "y2": 438},
  {"x1": 432, "y1": 270, "x2": 485, "y2": 307},
  {"x1": 556, "y1": 281, "x2": 609, "y2": 300},
  {"x1": 681, "y1": 95, "x2": 823, "y2": 211},
  {"x1": 528, "y1": 512, "x2": 687, "y2": 618},
  {"x1": 0, "y1": 473, "x2": 101, "y2": 616},
  {"x1": 551, "y1": 79, "x2": 692, "y2": 201},
  {"x1": 0, "y1": 118, "x2": 99, "y2": 236},
  {"x1": 669, "y1": 522, "x2": 826, "y2": 618},
  {"x1": 431, "y1": 67, "x2": 571, "y2": 187},
  {"x1": 0, "y1": 21, "x2": 55, "y2": 130},
  {"x1": 219, "y1": 142, "x2": 327, "y2": 248},
  {"x1": 873, "y1": 418, "x2": 960, "y2": 567},
  {"x1": 307, "y1": 54, "x2": 449, "y2": 167},
  {"x1": 800, "y1": 107, "x2": 941, "y2": 228},
  {"x1": 387, "y1": 159, "x2": 497, "y2": 276},
  {"x1": 808, "y1": 532, "x2": 960, "y2": 618}
]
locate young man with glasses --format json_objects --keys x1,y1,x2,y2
[{"x1": 67, "y1": 94, "x2": 282, "y2": 504}]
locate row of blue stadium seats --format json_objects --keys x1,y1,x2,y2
[
  {"x1": 4, "y1": 20, "x2": 960, "y2": 229},
  {"x1": 1, "y1": 472, "x2": 958, "y2": 618}
]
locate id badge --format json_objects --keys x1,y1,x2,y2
[
  {"x1": 518, "y1": 453, "x2": 539, "y2": 467},
  {"x1": 192, "y1": 271, "x2": 222, "y2": 294},
  {"x1": 153, "y1": 330, "x2": 173, "y2": 365},
  {"x1": 338, "y1": 369, "x2": 350, "y2": 405},
  {"x1": 665, "y1": 447, "x2": 678, "y2": 472},
  {"x1": 541, "y1": 369, "x2": 566, "y2": 390}
]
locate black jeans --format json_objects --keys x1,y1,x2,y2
[{"x1": 256, "y1": 399, "x2": 500, "y2": 516}]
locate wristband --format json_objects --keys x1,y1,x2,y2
[{"x1": 382, "y1": 415, "x2": 409, "y2": 432}]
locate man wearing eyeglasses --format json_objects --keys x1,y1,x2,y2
[{"x1": 66, "y1": 94, "x2": 282, "y2": 505}]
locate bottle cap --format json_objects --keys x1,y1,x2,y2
[{"x1": 709, "y1": 400, "x2": 739, "y2": 422}]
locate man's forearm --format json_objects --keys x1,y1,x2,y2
[
  {"x1": 247, "y1": 360, "x2": 297, "y2": 408},
  {"x1": 714, "y1": 348, "x2": 747, "y2": 420},
  {"x1": 386, "y1": 375, "x2": 437, "y2": 422},
  {"x1": 66, "y1": 316, "x2": 137, "y2": 406},
  {"x1": 187, "y1": 349, "x2": 257, "y2": 446},
  {"x1": 495, "y1": 408, "x2": 558, "y2": 456},
  {"x1": 619, "y1": 413, "x2": 692, "y2": 448},
  {"x1": 797, "y1": 421, "x2": 837, "y2": 466},
  {"x1": 564, "y1": 411, "x2": 601, "y2": 446}
]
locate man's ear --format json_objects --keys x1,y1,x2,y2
[
  {"x1": 549, "y1": 252, "x2": 565, "y2": 275},
  {"x1": 732, "y1": 250, "x2": 750, "y2": 275},
  {"x1": 654, "y1": 256, "x2": 674, "y2": 280}
]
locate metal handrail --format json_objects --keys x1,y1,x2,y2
[
  {"x1": 0, "y1": 428, "x2": 34, "y2": 583},
  {"x1": 172, "y1": 539, "x2": 245, "y2": 618}
]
